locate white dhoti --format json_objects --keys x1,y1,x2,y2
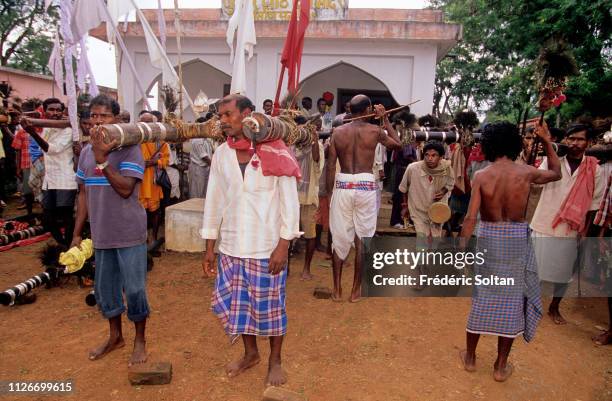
[
  {"x1": 532, "y1": 230, "x2": 578, "y2": 283},
  {"x1": 329, "y1": 173, "x2": 378, "y2": 261}
]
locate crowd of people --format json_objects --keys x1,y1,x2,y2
[{"x1": 0, "y1": 91, "x2": 610, "y2": 386}]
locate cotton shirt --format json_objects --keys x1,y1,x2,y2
[
  {"x1": 41, "y1": 127, "x2": 77, "y2": 190},
  {"x1": 190, "y1": 138, "x2": 214, "y2": 167},
  {"x1": 296, "y1": 143, "x2": 324, "y2": 206},
  {"x1": 530, "y1": 155, "x2": 605, "y2": 237},
  {"x1": 11, "y1": 128, "x2": 31, "y2": 169},
  {"x1": 399, "y1": 160, "x2": 454, "y2": 218},
  {"x1": 76, "y1": 144, "x2": 147, "y2": 249},
  {"x1": 200, "y1": 142, "x2": 301, "y2": 259}
]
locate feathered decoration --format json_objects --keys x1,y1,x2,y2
[
  {"x1": 392, "y1": 110, "x2": 416, "y2": 128},
  {"x1": 160, "y1": 84, "x2": 179, "y2": 114},
  {"x1": 453, "y1": 110, "x2": 479, "y2": 130},
  {"x1": 536, "y1": 39, "x2": 579, "y2": 112},
  {"x1": 417, "y1": 114, "x2": 441, "y2": 129}
]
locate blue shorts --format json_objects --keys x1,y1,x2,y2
[{"x1": 94, "y1": 243, "x2": 149, "y2": 322}]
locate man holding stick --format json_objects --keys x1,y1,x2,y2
[
  {"x1": 201, "y1": 94, "x2": 301, "y2": 386},
  {"x1": 326, "y1": 94, "x2": 401, "y2": 302}
]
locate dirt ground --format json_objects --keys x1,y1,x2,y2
[{"x1": 0, "y1": 223, "x2": 610, "y2": 400}]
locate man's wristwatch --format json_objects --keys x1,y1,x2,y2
[{"x1": 96, "y1": 160, "x2": 110, "y2": 170}]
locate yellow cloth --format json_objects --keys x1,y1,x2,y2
[
  {"x1": 59, "y1": 239, "x2": 93, "y2": 273},
  {"x1": 139, "y1": 142, "x2": 170, "y2": 211}
]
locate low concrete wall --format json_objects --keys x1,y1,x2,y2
[{"x1": 165, "y1": 198, "x2": 205, "y2": 253}]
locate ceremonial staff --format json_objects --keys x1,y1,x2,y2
[{"x1": 527, "y1": 41, "x2": 579, "y2": 165}]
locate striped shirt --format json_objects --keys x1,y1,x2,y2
[
  {"x1": 41, "y1": 127, "x2": 77, "y2": 190},
  {"x1": 76, "y1": 144, "x2": 147, "y2": 249},
  {"x1": 200, "y1": 142, "x2": 301, "y2": 259},
  {"x1": 189, "y1": 138, "x2": 214, "y2": 167}
]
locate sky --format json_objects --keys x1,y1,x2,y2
[{"x1": 88, "y1": 0, "x2": 430, "y2": 89}]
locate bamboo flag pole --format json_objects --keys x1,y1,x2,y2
[
  {"x1": 96, "y1": 0, "x2": 151, "y2": 110},
  {"x1": 173, "y1": 0, "x2": 184, "y2": 119}
]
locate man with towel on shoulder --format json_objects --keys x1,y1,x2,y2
[
  {"x1": 326, "y1": 94, "x2": 401, "y2": 303},
  {"x1": 530, "y1": 123, "x2": 605, "y2": 325},
  {"x1": 459, "y1": 121, "x2": 561, "y2": 382}
]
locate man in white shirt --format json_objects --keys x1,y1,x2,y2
[
  {"x1": 189, "y1": 115, "x2": 214, "y2": 199},
  {"x1": 22, "y1": 98, "x2": 77, "y2": 246},
  {"x1": 530, "y1": 124, "x2": 605, "y2": 325},
  {"x1": 201, "y1": 94, "x2": 301, "y2": 386}
]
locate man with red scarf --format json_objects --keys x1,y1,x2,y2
[{"x1": 200, "y1": 94, "x2": 301, "y2": 386}]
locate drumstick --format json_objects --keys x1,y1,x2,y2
[{"x1": 343, "y1": 100, "x2": 421, "y2": 122}]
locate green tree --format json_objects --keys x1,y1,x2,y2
[
  {"x1": 431, "y1": 0, "x2": 612, "y2": 126},
  {"x1": 0, "y1": 0, "x2": 59, "y2": 74}
]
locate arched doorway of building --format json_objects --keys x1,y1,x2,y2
[
  {"x1": 143, "y1": 58, "x2": 232, "y2": 120},
  {"x1": 299, "y1": 62, "x2": 398, "y2": 116}
]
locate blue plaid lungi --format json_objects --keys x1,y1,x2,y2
[
  {"x1": 467, "y1": 221, "x2": 543, "y2": 342},
  {"x1": 211, "y1": 254, "x2": 287, "y2": 343}
]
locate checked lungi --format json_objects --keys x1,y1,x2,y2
[
  {"x1": 212, "y1": 254, "x2": 287, "y2": 343},
  {"x1": 467, "y1": 221, "x2": 543, "y2": 342}
]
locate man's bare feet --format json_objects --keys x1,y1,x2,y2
[
  {"x1": 348, "y1": 293, "x2": 362, "y2": 303},
  {"x1": 316, "y1": 244, "x2": 327, "y2": 253},
  {"x1": 300, "y1": 271, "x2": 314, "y2": 281},
  {"x1": 265, "y1": 361, "x2": 287, "y2": 386},
  {"x1": 331, "y1": 288, "x2": 343, "y2": 302},
  {"x1": 548, "y1": 309, "x2": 567, "y2": 325},
  {"x1": 459, "y1": 350, "x2": 476, "y2": 372},
  {"x1": 592, "y1": 330, "x2": 611, "y2": 346},
  {"x1": 128, "y1": 339, "x2": 147, "y2": 366},
  {"x1": 493, "y1": 362, "x2": 513, "y2": 382},
  {"x1": 324, "y1": 253, "x2": 332, "y2": 260},
  {"x1": 226, "y1": 353, "x2": 261, "y2": 378},
  {"x1": 88, "y1": 336, "x2": 125, "y2": 361}
]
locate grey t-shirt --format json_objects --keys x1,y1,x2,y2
[{"x1": 76, "y1": 144, "x2": 147, "y2": 249}]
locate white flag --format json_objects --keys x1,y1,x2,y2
[
  {"x1": 227, "y1": 0, "x2": 256, "y2": 95},
  {"x1": 134, "y1": 4, "x2": 195, "y2": 112},
  {"x1": 47, "y1": 33, "x2": 64, "y2": 92},
  {"x1": 106, "y1": 0, "x2": 135, "y2": 44},
  {"x1": 69, "y1": 0, "x2": 107, "y2": 45}
]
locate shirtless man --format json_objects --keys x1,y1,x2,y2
[
  {"x1": 459, "y1": 121, "x2": 561, "y2": 382},
  {"x1": 326, "y1": 94, "x2": 401, "y2": 302}
]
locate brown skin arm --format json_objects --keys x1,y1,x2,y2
[
  {"x1": 326, "y1": 135, "x2": 338, "y2": 196},
  {"x1": 71, "y1": 184, "x2": 89, "y2": 248},
  {"x1": 203, "y1": 239, "x2": 217, "y2": 277},
  {"x1": 374, "y1": 106, "x2": 401, "y2": 150},
  {"x1": 269, "y1": 239, "x2": 290, "y2": 274},
  {"x1": 459, "y1": 171, "x2": 482, "y2": 243},
  {"x1": 531, "y1": 122, "x2": 562, "y2": 184},
  {"x1": 21, "y1": 118, "x2": 49, "y2": 153},
  {"x1": 91, "y1": 128, "x2": 138, "y2": 199}
]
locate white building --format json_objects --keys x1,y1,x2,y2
[{"x1": 91, "y1": 8, "x2": 461, "y2": 120}]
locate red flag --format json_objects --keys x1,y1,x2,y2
[{"x1": 273, "y1": 0, "x2": 310, "y2": 114}]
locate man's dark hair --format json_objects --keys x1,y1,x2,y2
[
  {"x1": 349, "y1": 95, "x2": 372, "y2": 115},
  {"x1": 150, "y1": 110, "x2": 163, "y2": 122},
  {"x1": 43, "y1": 97, "x2": 64, "y2": 111},
  {"x1": 89, "y1": 94, "x2": 120, "y2": 116},
  {"x1": 317, "y1": 98, "x2": 325, "y2": 105},
  {"x1": 566, "y1": 123, "x2": 595, "y2": 140},
  {"x1": 549, "y1": 127, "x2": 565, "y2": 142},
  {"x1": 138, "y1": 110, "x2": 150, "y2": 116},
  {"x1": 263, "y1": 99, "x2": 273, "y2": 105},
  {"x1": 422, "y1": 140, "x2": 445, "y2": 157},
  {"x1": 302, "y1": 96, "x2": 312, "y2": 103},
  {"x1": 79, "y1": 110, "x2": 91, "y2": 120},
  {"x1": 196, "y1": 112, "x2": 214, "y2": 123},
  {"x1": 480, "y1": 121, "x2": 522, "y2": 162},
  {"x1": 219, "y1": 94, "x2": 254, "y2": 112}
]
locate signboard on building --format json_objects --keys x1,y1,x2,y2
[{"x1": 222, "y1": 0, "x2": 349, "y2": 21}]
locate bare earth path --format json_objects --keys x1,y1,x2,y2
[{"x1": 0, "y1": 243, "x2": 610, "y2": 401}]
